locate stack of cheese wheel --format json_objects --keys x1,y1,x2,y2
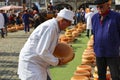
[
  {"x1": 58, "y1": 34, "x2": 68, "y2": 43},
  {"x1": 80, "y1": 23, "x2": 86, "y2": 30},
  {"x1": 74, "y1": 69, "x2": 90, "y2": 77},
  {"x1": 75, "y1": 25, "x2": 83, "y2": 33},
  {"x1": 65, "y1": 29, "x2": 75, "y2": 43},
  {"x1": 87, "y1": 35, "x2": 94, "y2": 48},
  {"x1": 87, "y1": 35, "x2": 94, "y2": 49},
  {"x1": 93, "y1": 66, "x2": 111, "y2": 80},
  {"x1": 81, "y1": 48, "x2": 96, "y2": 65},
  {"x1": 72, "y1": 30, "x2": 79, "y2": 37},
  {"x1": 71, "y1": 65, "x2": 92, "y2": 80},
  {"x1": 68, "y1": 27, "x2": 79, "y2": 38},
  {"x1": 82, "y1": 35, "x2": 96, "y2": 65},
  {"x1": 71, "y1": 75, "x2": 89, "y2": 80},
  {"x1": 53, "y1": 42, "x2": 74, "y2": 65},
  {"x1": 76, "y1": 65, "x2": 92, "y2": 72},
  {"x1": 86, "y1": 35, "x2": 94, "y2": 50}
]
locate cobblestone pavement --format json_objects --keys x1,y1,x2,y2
[{"x1": 0, "y1": 28, "x2": 34, "y2": 80}]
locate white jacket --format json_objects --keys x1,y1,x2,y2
[
  {"x1": 18, "y1": 18, "x2": 60, "y2": 80},
  {"x1": 85, "y1": 12, "x2": 94, "y2": 29},
  {"x1": 0, "y1": 13, "x2": 4, "y2": 29}
]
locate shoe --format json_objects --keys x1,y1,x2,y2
[{"x1": 1, "y1": 36, "x2": 5, "y2": 38}]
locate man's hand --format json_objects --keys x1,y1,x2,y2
[
  {"x1": 58, "y1": 58, "x2": 65, "y2": 65},
  {"x1": 57, "y1": 53, "x2": 75, "y2": 66}
]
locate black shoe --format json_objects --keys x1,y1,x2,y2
[{"x1": 1, "y1": 36, "x2": 5, "y2": 38}]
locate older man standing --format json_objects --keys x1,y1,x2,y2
[
  {"x1": 18, "y1": 8, "x2": 74, "y2": 80},
  {"x1": 92, "y1": 0, "x2": 120, "y2": 80},
  {"x1": 0, "y1": 10, "x2": 5, "y2": 38}
]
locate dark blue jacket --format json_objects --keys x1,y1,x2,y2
[
  {"x1": 2, "y1": 13, "x2": 8, "y2": 25},
  {"x1": 22, "y1": 13, "x2": 33, "y2": 24},
  {"x1": 92, "y1": 10, "x2": 120, "y2": 57}
]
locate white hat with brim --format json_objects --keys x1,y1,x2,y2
[{"x1": 57, "y1": 8, "x2": 74, "y2": 22}]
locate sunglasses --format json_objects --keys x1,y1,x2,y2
[{"x1": 97, "y1": 5, "x2": 104, "y2": 9}]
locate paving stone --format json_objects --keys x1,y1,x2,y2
[{"x1": 0, "y1": 28, "x2": 34, "y2": 80}]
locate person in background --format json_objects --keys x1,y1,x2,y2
[
  {"x1": 16, "y1": 12, "x2": 22, "y2": 26},
  {"x1": 0, "y1": 10, "x2": 5, "y2": 38},
  {"x1": 18, "y1": 8, "x2": 74, "y2": 80},
  {"x1": 33, "y1": 10, "x2": 41, "y2": 29},
  {"x1": 76, "y1": 9, "x2": 81, "y2": 24},
  {"x1": 85, "y1": 8, "x2": 95, "y2": 38},
  {"x1": 92, "y1": 0, "x2": 120, "y2": 80},
  {"x1": 80, "y1": 8, "x2": 85, "y2": 23},
  {"x1": 31, "y1": 3, "x2": 39, "y2": 13},
  {"x1": 9, "y1": 14, "x2": 16, "y2": 25},
  {"x1": 22, "y1": 10, "x2": 33, "y2": 33},
  {"x1": 47, "y1": 2, "x2": 54, "y2": 12},
  {"x1": 1, "y1": 10, "x2": 8, "y2": 36}
]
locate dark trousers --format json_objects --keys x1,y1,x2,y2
[
  {"x1": 0, "y1": 28, "x2": 4, "y2": 38},
  {"x1": 4, "y1": 24, "x2": 8, "y2": 36},
  {"x1": 47, "y1": 74, "x2": 51, "y2": 80},
  {"x1": 86, "y1": 29, "x2": 93, "y2": 38},
  {"x1": 96, "y1": 57, "x2": 120, "y2": 80},
  {"x1": 24, "y1": 24, "x2": 30, "y2": 33}
]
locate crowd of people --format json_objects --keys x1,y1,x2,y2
[
  {"x1": 0, "y1": 2, "x2": 95, "y2": 38},
  {"x1": 0, "y1": 3, "x2": 56, "y2": 38}
]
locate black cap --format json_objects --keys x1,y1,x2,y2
[{"x1": 94, "y1": 0, "x2": 109, "y2": 5}]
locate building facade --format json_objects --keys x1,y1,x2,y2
[
  {"x1": 0, "y1": 0, "x2": 21, "y2": 7},
  {"x1": 0, "y1": 0, "x2": 117, "y2": 11}
]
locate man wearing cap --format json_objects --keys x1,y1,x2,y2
[
  {"x1": 17, "y1": 8, "x2": 74, "y2": 80},
  {"x1": 92, "y1": 0, "x2": 120, "y2": 80}
]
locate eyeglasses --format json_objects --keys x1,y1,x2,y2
[{"x1": 97, "y1": 5, "x2": 104, "y2": 9}]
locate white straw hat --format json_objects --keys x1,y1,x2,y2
[{"x1": 57, "y1": 8, "x2": 74, "y2": 21}]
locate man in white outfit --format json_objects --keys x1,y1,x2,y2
[
  {"x1": 85, "y1": 8, "x2": 95, "y2": 38},
  {"x1": 18, "y1": 8, "x2": 74, "y2": 80}
]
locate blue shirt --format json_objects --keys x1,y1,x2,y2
[
  {"x1": 92, "y1": 10, "x2": 120, "y2": 57},
  {"x1": 22, "y1": 13, "x2": 33, "y2": 24}
]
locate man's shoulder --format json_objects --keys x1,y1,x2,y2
[
  {"x1": 109, "y1": 10, "x2": 120, "y2": 18},
  {"x1": 92, "y1": 13, "x2": 99, "y2": 19}
]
